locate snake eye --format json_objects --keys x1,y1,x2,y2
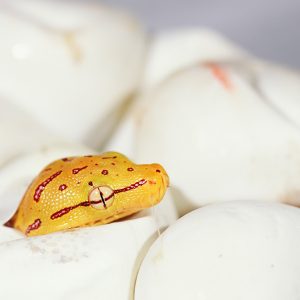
[{"x1": 89, "y1": 186, "x2": 114, "y2": 210}]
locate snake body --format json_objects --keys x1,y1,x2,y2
[{"x1": 4, "y1": 152, "x2": 169, "y2": 236}]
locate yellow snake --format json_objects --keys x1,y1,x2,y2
[{"x1": 4, "y1": 152, "x2": 169, "y2": 236}]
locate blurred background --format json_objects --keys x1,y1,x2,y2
[{"x1": 105, "y1": 0, "x2": 300, "y2": 68}]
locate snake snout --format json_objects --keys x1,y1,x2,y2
[{"x1": 150, "y1": 163, "x2": 169, "y2": 187}]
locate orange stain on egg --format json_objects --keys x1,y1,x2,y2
[{"x1": 206, "y1": 62, "x2": 233, "y2": 91}]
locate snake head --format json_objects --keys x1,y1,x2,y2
[{"x1": 4, "y1": 152, "x2": 169, "y2": 236}]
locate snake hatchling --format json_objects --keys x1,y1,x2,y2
[{"x1": 4, "y1": 152, "x2": 169, "y2": 236}]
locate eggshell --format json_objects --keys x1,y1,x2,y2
[
  {"x1": 103, "y1": 100, "x2": 138, "y2": 158},
  {"x1": 107, "y1": 29, "x2": 249, "y2": 156},
  {"x1": 255, "y1": 62, "x2": 300, "y2": 130},
  {"x1": 135, "y1": 201, "x2": 300, "y2": 300},
  {"x1": 142, "y1": 28, "x2": 248, "y2": 89},
  {"x1": 0, "y1": 0, "x2": 146, "y2": 146},
  {"x1": 136, "y1": 62, "x2": 300, "y2": 214},
  {"x1": 0, "y1": 214, "x2": 159, "y2": 300},
  {"x1": 0, "y1": 97, "x2": 65, "y2": 166}
]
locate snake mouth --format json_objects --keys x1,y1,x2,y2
[{"x1": 145, "y1": 174, "x2": 169, "y2": 209}]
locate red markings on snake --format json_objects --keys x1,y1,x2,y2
[
  {"x1": 50, "y1": 179, "x2": 147, "y2": 220},
  {"x1": 59, "y1": 184, "x2": 67, "y2": 191},
  {"x1": 127, "y1": 167, "x2": 134, "y2": 171},
  {"x1": 51, "y1": 202, "x2": 90, "y2": 220},
  {"x1": 34, "y1": 170, "x2": 62, "y2": 202},
  {"x1": 101, "y1": 169, "x2": 109, "y2": 175},
  {"x1": 72, "y1": 166, "x2": 88, "y2": 174},
  {"x1": 26, "y1": 218, "x2": 41, "y2": 234},
  {"x1": 114, "y1": 179, "x2": 147, "y2": 194},
  {"x1": 62, "y1": 157, "x2": 73, "y2": 162},
  {"x1": 102, "y1": 156, "x2": 117, "y2": 159}
]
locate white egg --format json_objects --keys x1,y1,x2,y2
[
  {"x1": 0, "y1": 0, "x2": 146, "y2": 147},
  {"x1": 0, "y1": 97, "x2": 65, "y2": 166},
  {"x1": 136, "y1": 61, "x2": 300, "y2": 215},
  {"x1": 0, "y1": 213, "x2": 159, "y2": 300},
  {"x1": 135, "y1": 201, "x2": 300, "y2": 300},
  {"x1": 142, "y1": 28, "x2": 248, "y2": 89},
  {"x1": 107, "y1": 29, "x2": 250, "y2": 157},
  {"x1": 255, "y1": 62, "x2": 300, "y2": 130}
]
